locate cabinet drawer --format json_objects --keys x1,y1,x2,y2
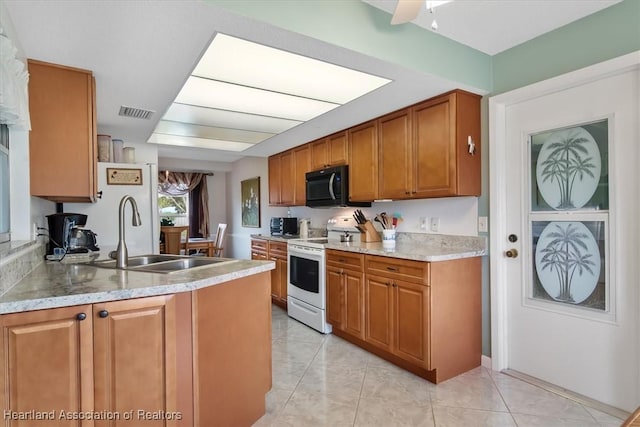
[
  {"x1": 251, "y1": 239, "x2": 268, "y2": 253},
  {"x1": 326, "y1": 250, "x2": 363, "y2": 271},
  {"x1": 365, "y1": 255, "x2": 429, "y2": 284},
  {"x1": 269, "y1": 241, "x2": 288, "y2": 259}
]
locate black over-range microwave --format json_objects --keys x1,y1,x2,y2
[{"x1": 305, "y1": 165, "x2": 370, "y2": 208}]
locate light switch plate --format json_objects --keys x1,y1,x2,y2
[
  {"x1": 478, "y1": 216, "x2": 488, "y2": 233},
  {"x1": 430, "y1": 217, "x2": 440, "y2": 232}
]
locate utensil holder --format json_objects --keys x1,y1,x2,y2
[{"x1": 360, "y1": 221, "x2": 381, "y2": 243}]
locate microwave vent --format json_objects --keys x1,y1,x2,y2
[{"x1": 118, "y1": 105, "x2": 155, "y2": 120}]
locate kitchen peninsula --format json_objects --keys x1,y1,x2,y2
[{"x1": 0, "y1": 248, "x2": 275, "y2": 427}]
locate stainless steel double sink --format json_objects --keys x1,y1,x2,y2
[{"x1": 90, "y1": 254, "x2": 237, "y2": 274}]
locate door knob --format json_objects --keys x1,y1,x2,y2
[{"x1": 505, "y1": 249, "x2": 518, "y2": 258}]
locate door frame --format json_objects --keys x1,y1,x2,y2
[{"x1": 488, "y1": 51, "x2": 640, "y2": 372}]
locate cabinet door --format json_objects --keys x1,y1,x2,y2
[
  {"x1": 327, "y1": 131, "x2": 348, "y2": 166},
  {"x1": 280, "y1": 151, "x2": 294, "y2": 205},
  {"x1": 0, "y1": 305, "x2": 94, "y2": 425},
  {"x1": 270, "y1": 254, "x2": 282, "y2": 300},
  {"x1": 310, "y1": 139, "x2": 328, "y2": 170},
  {"x1": 280, "y1": 258, "x2": 289, "y2": 303},
  {"x1": 364, "y1": 275, "x2": 393, "y2": 352},
  {"x1": 326, "y1": 267, "x2": 344, "y2": 329},
  {"x1": 348, "y1": 121, "x2": 378, "y2": 202},
  {"x1": 93, "y1": 296, "x2": 177, "y2": 426},
  {"x1": 293, "y1": 145, "x2": 311, "y2": 205},
  {"x1": 268, "y1": 155, "x2": 281, "y2": 205},
  {"x1": 378, "y1": 109, "x2": 412, "y2": 199},
  {"x1": 28, "y1": 60, "x2": 97, "y2": 202},
  {"x1": 412, "y1": 95, "x2": 456, "y2": 197},
  {"x1": 344, "y1": 270, "x2": 365, "y2": 339},
  {"x1": 393, "y1": 280, "x2": 429, "y2": 367}
]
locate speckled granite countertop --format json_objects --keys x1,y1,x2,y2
[
  {"x1": 0, "y1": 258, "x2": 275, "y2": 315},
  {"x1": 252, "y1": 233, "x2": 487, "y2": 262}
]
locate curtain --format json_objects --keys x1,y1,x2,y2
[{"x1": 158, "y1": 171, "x2": 210, "y2": 237}]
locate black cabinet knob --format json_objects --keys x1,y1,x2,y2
[
  {"x1": 508, "y1": 234, "x2": 518, "y2": 243},
  {"x1": 98, "y1": 310, "x2": 109, "y2": 318},
  {"x1": 76, "y1": 313, "x2": 87, "y2": 321}
]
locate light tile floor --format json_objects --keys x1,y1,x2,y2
[{"x1": 254, "y1": 305, "x2": 624, "y2": 427}]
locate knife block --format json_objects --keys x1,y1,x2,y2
[{"x1": 360, "y1": 221, "x2": 381, "y2": 243}]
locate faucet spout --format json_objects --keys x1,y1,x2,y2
[{"x1": 116, "y1": 195, "x2": 142, "y2": 269}]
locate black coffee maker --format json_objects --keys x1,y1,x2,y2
[{"x1": 46, "y1": 213, "x2": 99, "y2": 255}]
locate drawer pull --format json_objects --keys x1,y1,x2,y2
[
  {"x1": 386, "y1": 266, "x2": 399, "y2": 272},
  {"x1": 76, "y1": 313, "x2": 87, "y2": 321}
]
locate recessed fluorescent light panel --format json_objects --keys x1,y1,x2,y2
[{"x1": 148, "y1": 33, "x2": 391, "y2": 151}]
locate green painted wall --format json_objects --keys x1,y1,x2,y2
[
  {"x1": 207, "y1": 0, "x2": 493, "y2": 92},
  {"x1": 492, "y1": 0, "x2": 640, "y2": 94}
]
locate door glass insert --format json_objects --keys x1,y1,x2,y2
[
  {"x1": 531, "y1": 120, "x2": 608, "y2": 211},
  {"x1": 529, "y1": 119, "x2": 610, "y2": 314},
  {"x1": 532, "y1": 220, "x2": 606, "y2": 311}
]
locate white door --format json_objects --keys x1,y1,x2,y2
[{"x1": 490, "y1": 54, "x2": 639, "y2": 412}]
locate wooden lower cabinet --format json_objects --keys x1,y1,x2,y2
[
  {"x1": 0, "y1": 273, "x2": 273, "y2": 426},
  {"x1": 252, "y1": 239, "x2": 287, "y2": 308},
  {"x1": 0, "y1": 304, "x2": 94, "y2": 427},
  {"x1": 332, "y1": 252, "x2": 481, "y2": 384},
  {"x1": 326, "y1": 250, "x2": 364, "y2": 340},
  {"x1": 93, "y1": 295, "x2": 181, "y2": 426}
]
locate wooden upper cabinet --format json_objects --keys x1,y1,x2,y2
[
  {"x1": 279, "y1": 150, "x2": 294, "y2": 205},
  {"x1": 348, "y1": 120, "x2": 378, "y2": 202},
  {"x1": 378, "y1": 109, "x2": 412, "y2": 200},
  {"x1": 269, "y1": 148, "x2": 306, "y2": 206},
  {"x1": 378, "y1": 90, "x2": 481, "y2": 199},
  {"x1": 412, "y1": 90, "x2": 481, "y2": 198},
  {"x1": 28, "y1": 59, "x2": 97, "y2": 202},
  {"x1": 268, "y1": 155, "x2": 281, "y2": 205},
  {"x1": 310, "y1": 131, "x2": 348, "y2": 170},
  {"x1": 293, "y1": 145, "x2": 311, "y2": 205}
]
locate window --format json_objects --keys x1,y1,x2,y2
[{"x1": 159, "y1": 194, "x2": 189, "y2": 227}]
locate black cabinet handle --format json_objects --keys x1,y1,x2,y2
[
  {"x1": 96, "y1": 190, "x2": 103, "y2": 199},
  {"x1": 98, "y1": 310, "x2": 109, "y2": 318},
  {"x1": 392, "y1": 283, "x2": 397, "y2": 287},
  {"x1": 76, "y1": 313, "x2": 87, "y2": 321},
  {"x1": 386, "y1": 266, "x2": 399, "y2": 272}
]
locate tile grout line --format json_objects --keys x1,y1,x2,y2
[{"x1": 485, "y1": 366, "x2": 521, "y2": 426}]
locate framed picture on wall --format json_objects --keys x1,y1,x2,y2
[{"x1": 241, "y1": 177, "x2": 260, "y2": 228}]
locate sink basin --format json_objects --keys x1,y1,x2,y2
[{"x1": 91, "y1": 254, "x2": 237, "y2": 274}]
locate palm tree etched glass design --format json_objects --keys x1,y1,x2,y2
[
  {"x1": 530, "y1": 121, "x2": 608, "y2": 312},
  {"x1": 535, "y1": 127, "x2": 601, "y2": 210},
  {"x1": 534, "y1": 222, "x2": 600, "y2": 304}
]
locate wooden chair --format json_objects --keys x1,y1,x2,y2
[
  {"x1": 211, "y1": 224, "x2": 227, "y2": 257},
  {"x1": 182, "y1": 224, "x2": 227, "y2": 257}
]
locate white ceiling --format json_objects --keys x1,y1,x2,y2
[{"x1": 4, "y1": 0, "x2": 621, "y2": 168}]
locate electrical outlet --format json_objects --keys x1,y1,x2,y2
[
  {"x1": 430, "y1": 217, "x2": 440, "y2": 232},
  {"x1": 478, "y1": 216, "x2": 488, "y2": 233},
  {"x1": 420, "y1": 216, "x2": 427, "y2": 230}
]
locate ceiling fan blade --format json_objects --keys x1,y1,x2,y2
[{"x1": 390, "y1": 0, "x2": 423, "y2": 25}]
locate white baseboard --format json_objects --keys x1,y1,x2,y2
[{"x1": 481, "y1": 355, "x2": 492, "y2": 370}]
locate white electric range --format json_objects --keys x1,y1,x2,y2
[{"x1": 286, "y1": 216, "x2": 360, "y2": 333}]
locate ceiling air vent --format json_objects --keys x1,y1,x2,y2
[{"x1": 118, "y1": 105, "x2": 155, "y2": 120}]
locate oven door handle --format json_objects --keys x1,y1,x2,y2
[{"x1": 328, "y1": 173, "x2": 336, "y2": 200}]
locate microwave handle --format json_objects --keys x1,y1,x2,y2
[{"x1": 328, "y1": 173, "x2": 336, "y2": 200}]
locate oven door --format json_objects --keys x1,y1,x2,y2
[{"x1": 287, "y1": 244, "x2": 325, "y2": 309}]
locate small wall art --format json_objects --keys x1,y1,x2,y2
[{"x1": 241, "y1": 177, "x2": 260, "y2": 228}]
